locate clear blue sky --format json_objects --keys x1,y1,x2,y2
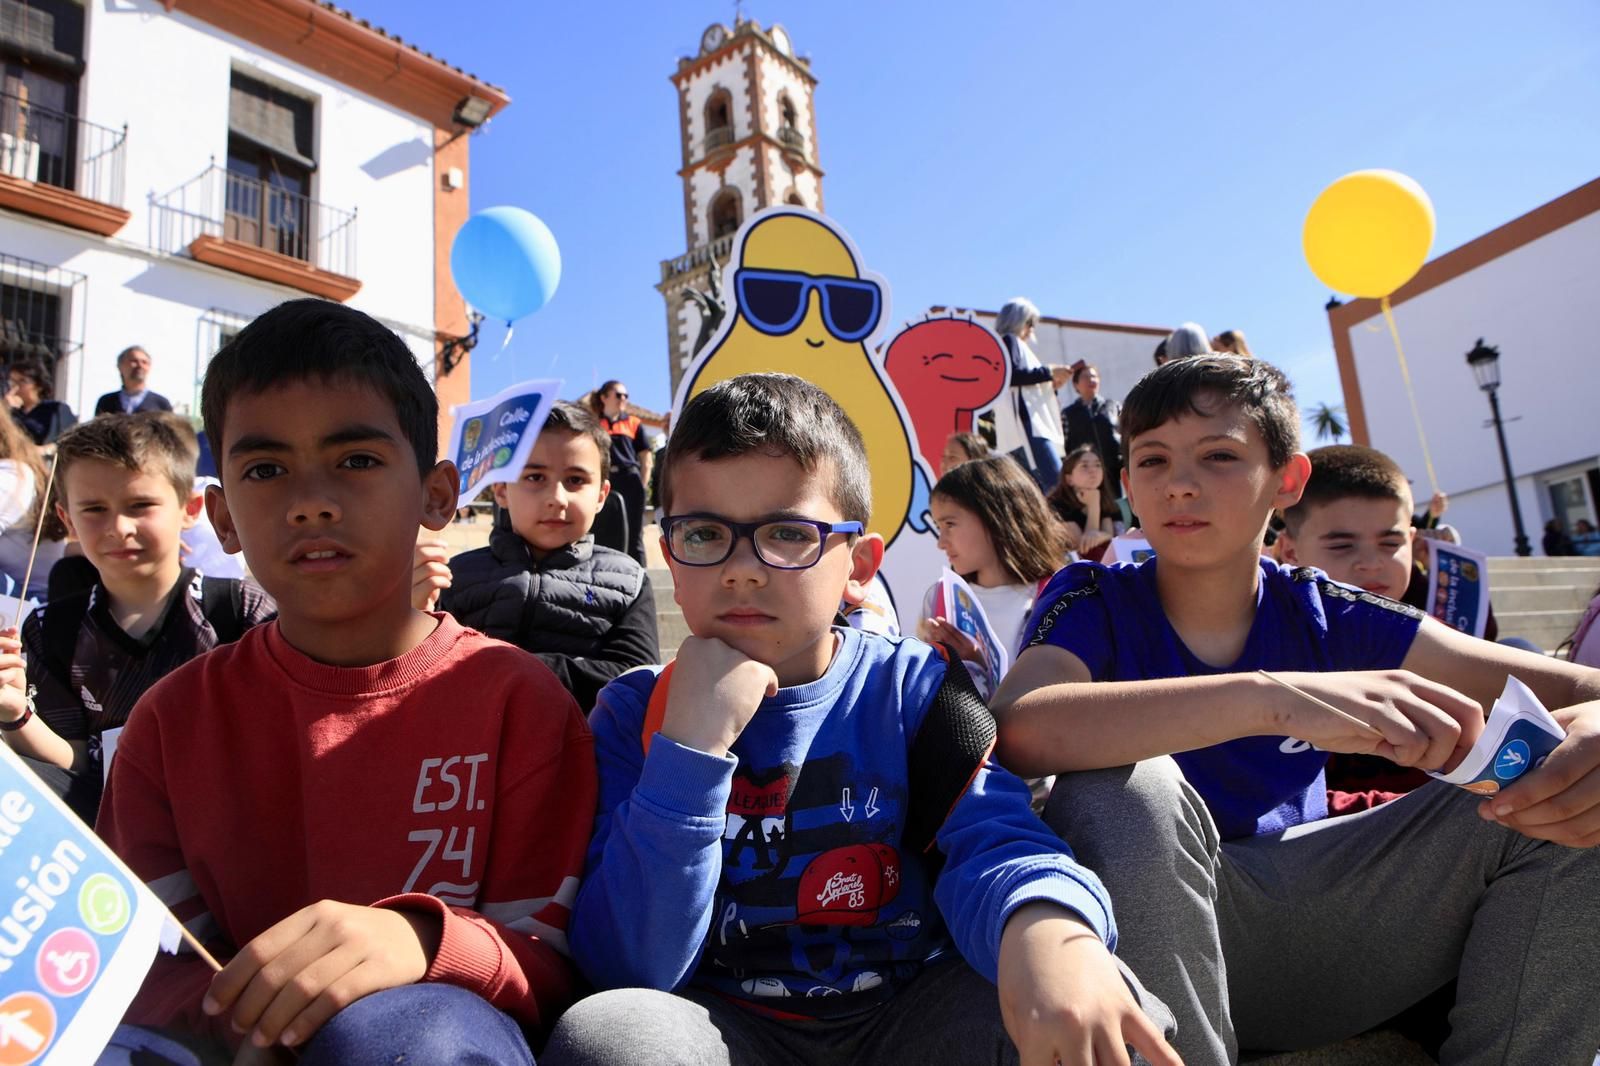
[{"x1": 371, "y1": 1, "x2": 1600, "y2": 433}]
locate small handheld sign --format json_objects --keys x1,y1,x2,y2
[
  {"x1": 0, "y1": 743, "x2": 176, "y2": 1064},
  {"x1": 443, "y1": 380, "x2": 563, "y2": 509},
  {"x1": 1425, "y1": 541, "x2": 1491, "y2": 639}
]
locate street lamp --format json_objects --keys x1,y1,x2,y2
[{"x1": 1465, "y1": 338, "x2": 1531, "y2": 557}]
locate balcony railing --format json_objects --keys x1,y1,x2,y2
[
  {"x1": 0, "y1": 91, "x2": 126, "y2": 206},
  {"x1": 153, "y1": 165, "x2": 357, "y2": 279},
  {"x1": 659, "y1": 234, "x2": 734, "y2": 285},
  {"x1": 777, "y1": 125, "x2": 805, "y2": 155},
  {"x1": 702, "y1": 125, "x2": 734, "y2": 155}
]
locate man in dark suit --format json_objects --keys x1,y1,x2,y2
[{"x1": 94, "y1": 346, "x2": 173, "y2": 416}]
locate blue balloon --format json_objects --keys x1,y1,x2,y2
[{"x1": 450, "y1": 207, "x2": 562, "y2": 322}]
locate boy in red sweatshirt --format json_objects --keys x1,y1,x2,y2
[{"x1": 96, "y1": 299, "x2": 597, "y2": 1065}]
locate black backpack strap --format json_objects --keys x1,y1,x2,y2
[
  {"x1": 903, "y1": 644, "x2": 999, "y2": 877},
  {"x1": 199, "y1": 577, "x2": 247, "y2": 645},
  {"x1": 40, "y1": 592, "x2": 91, "y2": 690}
]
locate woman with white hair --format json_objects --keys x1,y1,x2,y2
[{"x1": 991, "y1": 298, "x2": 1071, "y2": 493}]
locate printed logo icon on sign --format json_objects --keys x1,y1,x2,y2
[
  {"x1": 77, "y1": 873, "x2": 129, "y2": 935},
  {"x1": 1494, "y1": 739, "x2": 1532, "y2": 782},
  {"x1": 34, "y1": 927, "x2": 97, "y2": 997},
  {"x1": 0, "y1": 991, "x2": 55, "y2": 1065}
]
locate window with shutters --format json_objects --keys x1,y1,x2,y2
[
  {"x1": 225, "y1": 72, "x2": 316, "y2": 262},
  {"x1": 0, "y1": 0, "x2": 82, "y2": 190}
]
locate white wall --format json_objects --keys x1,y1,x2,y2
[
  {"x1": 81, "y1": 0, "x2": 438, "y2": 330},
  {"x1": 953, "y1": 309, "x2": 1168, "y2": 411},
  {"x1": 1344, "y1": 208, "x2": 1600, "y2": 552}
]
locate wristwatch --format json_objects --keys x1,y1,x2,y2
[{"x1": 0, "y1": 686, "x2": 36, "y2": 732}]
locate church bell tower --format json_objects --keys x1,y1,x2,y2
[{"x1": 657, "y1": 19, "x2": 824, "y2": 396}]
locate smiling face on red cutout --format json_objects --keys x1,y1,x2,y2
[{"x1": 884, "y1": 318, "x2": 1009, "y2": 472}]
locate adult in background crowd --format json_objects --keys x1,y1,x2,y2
[
  {"x1": 1060, "y1": 362, "x2": 1122, "y2": 496},
  {"x1": 1164, "y1": 321, "x2": 1213, "y2": 360},
  {"x1": 1544, "y1": 519, "x2": 1576, "y2": 557},
  {"x1": 94, "y1": 345, "x2": 172, "y2": 416},
  {"x1": 590, "y1": 379, "x2": 651, "y2": 565},
  {"x1": 1212, "y1": 329, "x2": 1252, "y2": 357},
  {"x1": 990, "y1": 297, "x2": 1071, "y2": 494},
  {"x1": 1152, "y1": 338, "x2": 1170, "y2": 367},
  {"x1": 6, "y1": 359, "x2": 76, "y2": 446}
]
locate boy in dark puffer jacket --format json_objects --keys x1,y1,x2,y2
[{"x1": 416, "y1": 401, "x2": 660, "y2": 710}]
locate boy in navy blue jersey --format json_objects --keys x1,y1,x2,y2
[
  {"x1": 993, "y1": 356, "x2": 1600, "y2": 1065},
  {"x1": 544, "y1": 374, "x2": 1177, "y2": 1066}
]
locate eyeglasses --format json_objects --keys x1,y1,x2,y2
[
  {"x1": 661, "y1": 513, "x2": 864, "y2": 569},
  {"x1": 612, "y1": 392, "x2": 628, "y2": 400},
  {"x1": 734, "y1": 269, "x2": 881, "y2": 342}
]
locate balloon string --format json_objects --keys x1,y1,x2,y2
[
  {"x1": 494, "y1": 324, "x2": 514, "y2": 361},
  {"x1": 1379, "y1": 296, "x2": 1439, "y2": 495}
]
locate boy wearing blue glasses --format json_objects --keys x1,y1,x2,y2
[{"x1": 543, "y1": 374, "x2": 1177, "y2": 1066}]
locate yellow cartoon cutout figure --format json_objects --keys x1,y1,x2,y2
[{"x1": 675, "y1": 208, "x2": 930, "y2": 552}]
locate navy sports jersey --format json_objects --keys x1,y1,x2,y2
[{"x1": 1026, "y1": 557, "x2": 1424, "y2": 839}]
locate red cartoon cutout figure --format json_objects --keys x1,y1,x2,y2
[{"x1": 883, "y1": 317, "x2": 1009, "y2": 475}]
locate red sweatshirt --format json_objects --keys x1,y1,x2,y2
[{"x1": 98, "y1": 614, "x2": 597, "y2": 1042}]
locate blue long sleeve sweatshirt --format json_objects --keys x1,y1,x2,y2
[{"x1": 571, "y1": 627, "x2": 1115, "y2": 1019}]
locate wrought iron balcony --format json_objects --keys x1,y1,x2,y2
[
  {"x1": 153, "y1": 165, "x2": 360, "y2": 300},
  {"x1": 702, "y1": 125, "x2": 734, "y2": 155},
  {"x1": 0, "y1": 91, "x2": 128, "y2": 234},
  {"x1": 659, "y1": 234, "x2": 734, "y2": 285},
  {"x1": 777, "y1": 125, "x2": 805, "y2": 155}
]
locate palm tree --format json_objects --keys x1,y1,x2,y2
[{"x1": 1309, "y1": 402, "x2": 1347, "y2": 443}]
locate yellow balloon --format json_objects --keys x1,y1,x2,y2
[{"x1": 1303, "y1": 170, "x2": 1435, "y2": 299}]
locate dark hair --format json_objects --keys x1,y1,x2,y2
[
  {"x1": 589, "y1": 380, "x2": 625, "y2": 420},
  {"x1": 934, "y1": 455, "x2": 1065, "y2": 585},
  {"x1": 201, "y1": 299, "x2": 437, "y2": 475},
  {"x1": 1120, "y1": 355, "x2": 1299, "y2": 469},
  {"x1": 8, "y1": 360, "x2": 52, "y2": 400},
  {"x1": 56, "y1": 411, "x2": 198, "y2": 508},
  {"x1": 1280, "y1": 444, "x2": 1412, "y2": 536},
  {"x1": 944, "y1": 431, "x2": 989, "y2": 463},
  {"x1": 1049, "y1": 444, "x2": 1117, "y2": 520},
  {"x1": 661, "y1": 373, "x2": 870, "y2": 524},
  {"x1": 544, "y1": 400, "x2": 612, "y2": 481},
  {"x1": 1152, "y1": 339, "x2": 1168, "y2": 366},
  {"x1": 1071, "y1": 361, "x2": 1097, "y2": 386}
]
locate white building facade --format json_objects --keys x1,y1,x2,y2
[
  {"x1": 931, "y1": 305, "x2": 1171, "y2": 416},
  {"x1": 1329, "y1": 177, "x2": 1600, "y2": 557},
  {"x1": 658, "y1": 19, "x2": 822, "y2": 396},
  {"x1": 0, "y1": 0, "x2": 506, "y2": 447}
]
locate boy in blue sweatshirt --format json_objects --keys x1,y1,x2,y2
[
  {"x1": 993, "y1": 356, "x2": 1600, "y2": 1065},
  {"x1": 545, "y1": 374, "x2": 1177, "y2": 1066}
]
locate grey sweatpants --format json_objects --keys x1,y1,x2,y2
[
  {"x1": 543, "y1": 956, "x2": 1174, "y2": 1066},
  {"x1": 1044, "y1": 758, "x2": 1600, "y2": 1066}
]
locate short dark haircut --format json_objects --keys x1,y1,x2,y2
[
  {"x1": 116, "y1": 345, "x2": 147, "y2": 364},
  {"x1": 544, "y1": 400, "x2": 612, "y2": 481},
  {"x1": 8, "y1": 359, "x2": 53, "y2": 399},
  {"x1": 1152, "y1": 339, "x2": 1168, "y2": 365},
  {"x1": 1120, "y1": 355, "x2": 1299, "y2": 469},
  {"x1": 1281, "y1": 444, "x2": 1413, "y2": 536},
  {"x1": 1071, "y1": 361, "x2": 1097, "y2": 385},
  {"x1": 201, "y1": 299, "x2": 437, "y2": 475},
  {"x1": 56, "y1": 411, "x2": 198, "y2": 506},
  {"x1": 660, "y1": 373, "x2": 870, "y2": 524},
  {"x1": 945, "y1": 431, "x2": 989, "y2": 463}
]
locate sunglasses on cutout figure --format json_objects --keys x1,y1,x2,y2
[{"x1": 734, "y1": 269, "x2": 883, "y2": 343}]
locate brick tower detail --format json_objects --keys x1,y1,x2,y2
[{"x1": 657, "y1": 20, "x2": 824, "y2": 396}]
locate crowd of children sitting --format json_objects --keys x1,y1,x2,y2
[{"x1": 0, "y1": 298, "x2": 1595, "y2": 1066}]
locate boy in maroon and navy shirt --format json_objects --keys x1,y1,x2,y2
[{"x1": 96, "y1": 300, "x2": 596, "y2": 1065}]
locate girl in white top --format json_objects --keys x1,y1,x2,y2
[
  {"x1": 920, "y1": 455, "x2": 1069, "y2": 669},
  {"x1": 0, "y1": 413, "x2": 62, "y2": 600}
]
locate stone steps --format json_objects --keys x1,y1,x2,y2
[{"x1": 1487, "y1": 557, "x2": 1599, "y2": 652}]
